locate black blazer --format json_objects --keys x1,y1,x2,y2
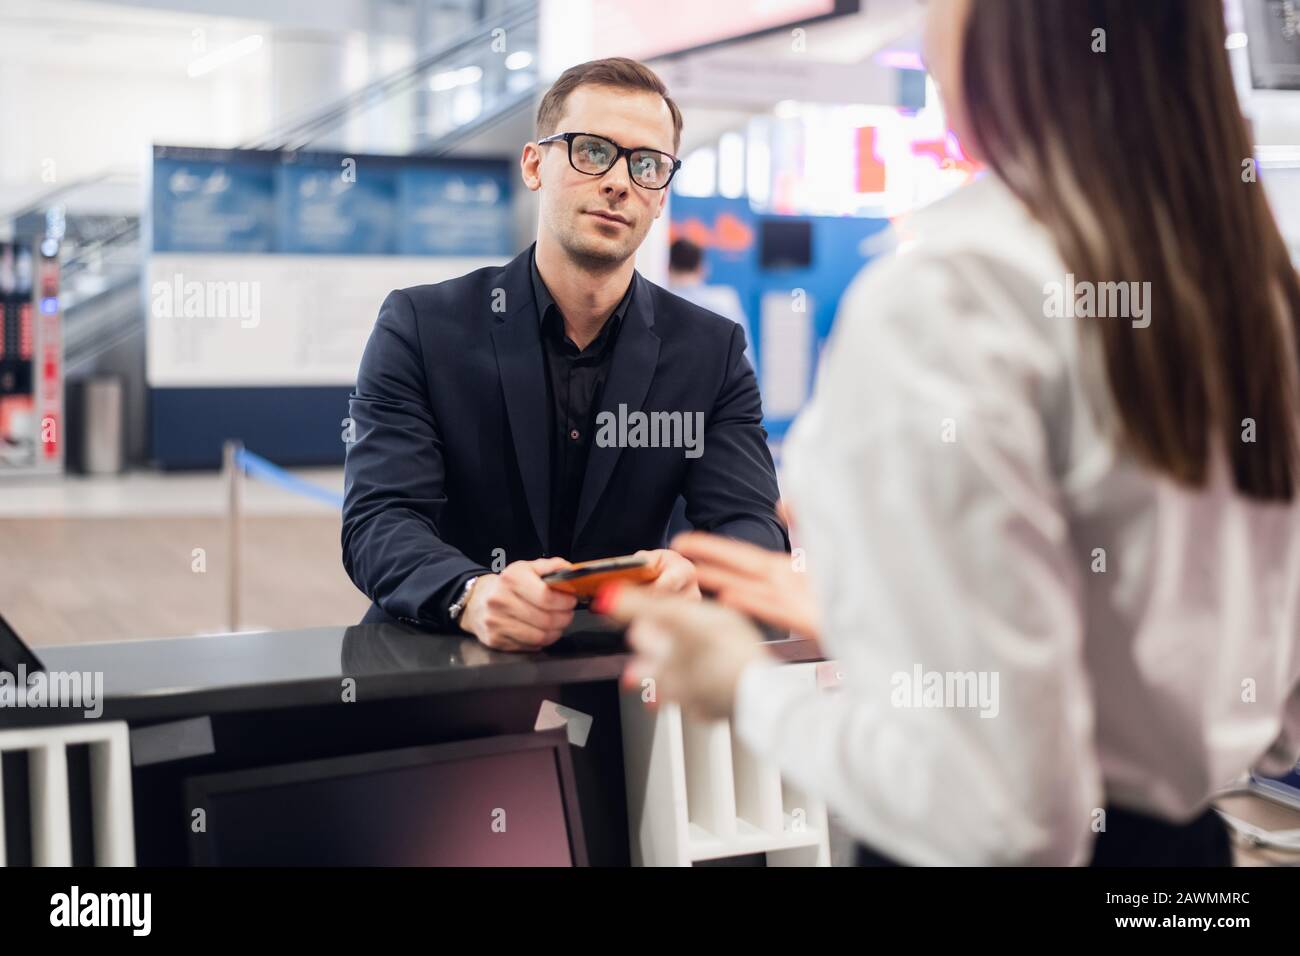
[{"x1": 342, "y1": 243, "x2": 788, "y2": 629}]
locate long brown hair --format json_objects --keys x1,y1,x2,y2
[{"x1": 961, "y1": 0, "x2": 1300, "y2": 501}]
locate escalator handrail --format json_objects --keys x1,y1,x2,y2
[
  {"x1": 60, "y1": 220, "x2": 142, "y2": 276},
  {"x1": 244, "y1": 0, "x2": 539, "y2": 152},
  {"x1": 0, "y1": 168, "x2": 138, "y2": 227},
  {"x1": 418, "y1": 83, "x2": 541, "y2": 156}
]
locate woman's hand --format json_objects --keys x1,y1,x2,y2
[
  {"x1": 670, "y1": 530, "x2": 821, "y2": 641},
  {"x1": 595, "y1": 585, "x2": 774, "y2": 721}
]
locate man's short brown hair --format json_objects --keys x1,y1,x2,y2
[{"x1": 536, "y1": 57, "x2": 683, "y2": 154}]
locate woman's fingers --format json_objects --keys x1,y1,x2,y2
[
  {"x1": 670, "y1": 531, "x2": 773, "y2": 577},
  {"x1": 692, "y1": 562, "x2": 765, "y2": 597},
  {"x1": 596, "y1": 584, "x2": 726, "y2": 645},
  {"x1": 711, "y1": 581, "x2": 798, "y2": 625},
  {"x1": 724, "y1": 590, "x2": 817, "y2": 638},
  {"x1": 605, "y1": 558, "x2": 814, "y2": 638},
  {"x1": 626, "y1": 618, "x2": 674, "y2": 660},
  {"x1": 600, "y1": 584, "x2": 774, "y2": 720},
  {"x1": 595, "y1": 582, "x2": 683, "y2": 625}
]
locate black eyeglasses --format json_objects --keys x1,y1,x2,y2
[{"x1": 537, "y1": 132, "x2": 681, "y2": 190}]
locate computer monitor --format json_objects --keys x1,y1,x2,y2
[
  {"x1": 759, "y1": 218, "x2": 813, "y2": 271},
  {"x1": 185, "y1": 729, "x2": 587, "y2": 866}
]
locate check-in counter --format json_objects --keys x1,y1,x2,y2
[{"x1": 0, "y1": 616, "x2": 822, "y2": 867}]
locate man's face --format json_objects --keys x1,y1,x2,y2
[{"x1": 523, "y1": 84, "x2": 677, "y2": 268}]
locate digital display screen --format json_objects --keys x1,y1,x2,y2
[
  {"x1": 760, "y1": 218, "x2": 813, "y2": 270},
  {"x1": 187, "y1": 734, "x2": 583, "y2": 866}
]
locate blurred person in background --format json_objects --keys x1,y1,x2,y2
[
  {"x1": 664, "y1": 237, "x2": 757, "y2": 538},
  {"x1": 599, "y1": 0, "x2": 1300, "y2": 866},
  {"x1": 667, "y1": 238, "x2": 755, "y2": 369}
]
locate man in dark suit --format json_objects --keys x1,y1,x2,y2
[{"x1": 342, "y1": 57, "x2": 786, "y2": 651}]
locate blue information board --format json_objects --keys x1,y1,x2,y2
[
  {"x1": 150, "y1": 146, "x2": 513, "y2": 257},
  {"x1": 152, "y1": 150, "x2": 276, "y2": 254},
  {"x1": 275, "y1": 157, "x2": 400, "y2": 255},
  {"x1": 147, "y1": 146, "x2": 515, "y2": 468},
  {"x1": 397, "y1": 164, "x2": 514, "y2": 256}
]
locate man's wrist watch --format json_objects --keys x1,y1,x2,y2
[{"x1": 448, "y1": 575, "x2": 485, "y2": 626}]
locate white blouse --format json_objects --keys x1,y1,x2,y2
[{"x1": 735, "y1": 174, "x2": 1300, "y2": 865}]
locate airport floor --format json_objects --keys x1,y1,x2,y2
[
  {"x1": 1, "y1": 469, "x2": 1297, "y2": 865},
  {"x1": 0, "y1": 468, "x2": 368, "y2": 646}
]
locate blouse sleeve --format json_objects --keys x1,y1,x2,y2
[{"x1": 734, "y1": 253, "x2": 1105, "y2": 865}]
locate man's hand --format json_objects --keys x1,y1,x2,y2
[
  {"x1": 459, "y1": 557, "x2": 577, "y2": 652},
  {"x1": 635, "y1": 549, "x2": 702, "y2": 600}
]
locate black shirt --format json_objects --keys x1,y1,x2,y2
[{"x1": 530, "y1": 251, "x2": 635, "y2": 557}]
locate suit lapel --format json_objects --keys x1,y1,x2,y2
[
  {"x1": 574, "y1": 274, "x2": 660, "y2": 543},
  {"x1": 490, "y1": 246, "x2": 551, "y2": 552}
]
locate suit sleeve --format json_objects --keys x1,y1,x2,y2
[
  {"x1": 681, "y1": 321, "x2": 789, "y2": 553},
  {"x1": 341, "y1": 289, "x2": 488, "y2": 629}
]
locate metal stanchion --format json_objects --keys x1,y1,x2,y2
[
  {"x1": 219, "y1": 442, "x2": 343, "y2": 634},
  {"x1": 223, "y1": 440, "x2": 243, "y2": 633}
]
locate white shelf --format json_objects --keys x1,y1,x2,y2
[
  {"x1": 620, "y1": 661, "x2": 832, "y2": 867},
  {"x1": 687, "y1": 819, "x2": 827, "y2": 862},
  {"x1": 0, "y1": 722, "x2": 135, "y2": 867}
]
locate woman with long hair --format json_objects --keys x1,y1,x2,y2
[{"x1": 598, "y1": 0, "x2": 1300, "y2": 865}]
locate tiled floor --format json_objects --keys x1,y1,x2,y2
[
  {"x1": 0, "y1": 468, "x2": 368, "y2": 646},
  {"x1": 0, "y1": 467, "x2": 347, "y2": 518}
]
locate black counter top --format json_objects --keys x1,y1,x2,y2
[{"x1": 3, "y1": 613, "x2": 819, "y2": 728}]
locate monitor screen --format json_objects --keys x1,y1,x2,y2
[
  {"x1": 760, "y1": 219, "x2": 813, "y2": 271},
  {"x1": 186, "y1": 731, "x2": 586, "y2": 866}
]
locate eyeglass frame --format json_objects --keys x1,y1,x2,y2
[{"x1": 536, "y1": 131, "x2": 682, "y2": 190}]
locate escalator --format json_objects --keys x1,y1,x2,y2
[
  {"x1": 3, "y1": 1, "x2": 541, "y2": 465},
  {"x1": 244, "y1": 0, "x2": 541, "y2": 155}
]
